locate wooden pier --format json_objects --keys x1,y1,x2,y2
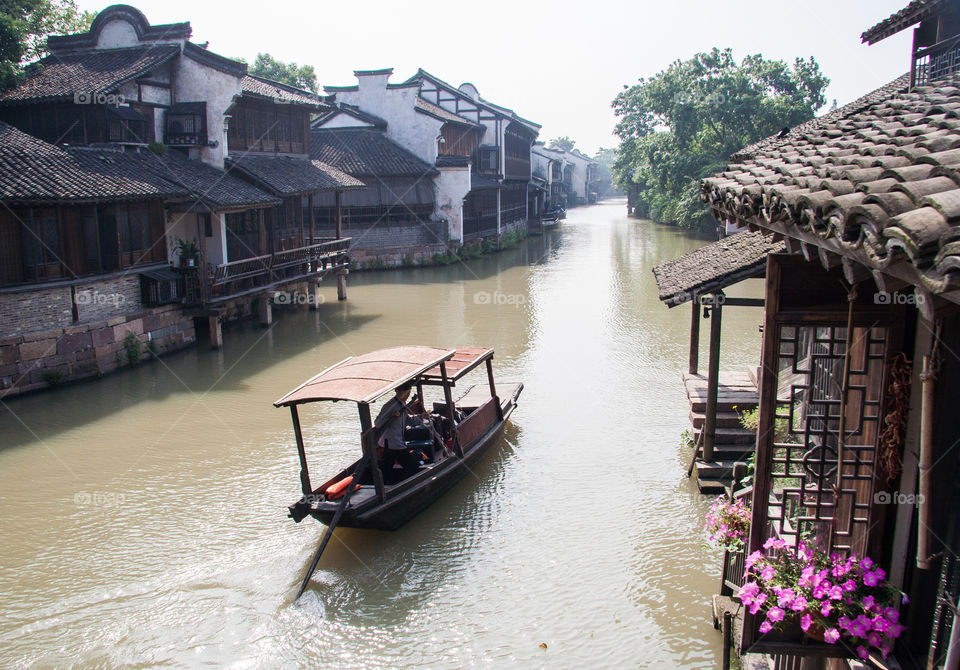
[{"x1": 684, "y1": 369, "x2": 758, "y2": 493}]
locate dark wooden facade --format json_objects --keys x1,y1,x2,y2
[
  {"x1": 227, "y1": 99, "x2": 310, "y2": 155},
  {"x1": 0, "y1": 202, "x2": 166, "y2": 287},
  {"x1": 0, "y1": 102, "x2": 156, "y2": 146}
]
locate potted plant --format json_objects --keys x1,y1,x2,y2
[
  {"x1": 739, "y1": 538, "x2": 907, "y2": 661},
  {"x1": 705, "y1": 495, "x2": 751, "y2": 551},
  {"x1": 176, "y1": 238, "x2": 199, "y2": 268}
]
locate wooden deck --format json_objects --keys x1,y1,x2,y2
[{"x1": 684, "y1": 369, "x2": 759, "y2": 494}]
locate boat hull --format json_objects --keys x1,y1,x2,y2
[{"x1": 305, "y1": 399, "x2": 516, "y2": 531}]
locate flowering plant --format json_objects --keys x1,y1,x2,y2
[
  {"x1": 739, "y1": 538, "x2": 906, "y2": 661},
  {"x1": 705, "y1": 495, "x2": 751, "y2": 551}
]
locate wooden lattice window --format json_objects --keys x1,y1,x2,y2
[{"x1": 744, "y1": 255, "x2": 905, "y2": 655}]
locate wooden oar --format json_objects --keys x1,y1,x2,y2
[{"x1": 295, "y1": 458, "x2": 368, "y2": 600}]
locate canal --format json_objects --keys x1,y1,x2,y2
[{"x1": 0, "y1": 199, "x2": 765, "y2": 668}]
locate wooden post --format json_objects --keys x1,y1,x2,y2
[
  {"x1": 208, "y1": 315, "x2": 222, "y2": 349},
  {"x1": 308, "y1": 194, "x2": 316, "y2": 245},
  {"x1": 258, "y1": 294, "x2": 272, "y2": 327},
  {"x1": 308, "y1": 281, "x2": 320, "y2": 311},
  {"x1": 337, "y1": 269, "x2": 347, "y2": 301},
  {"x1": 485, "y1": 356, "x2": 502, "y2": 420},
  {"x1": 290, "y1": 405, "x2": 312, "y2": 497},
  {"x1": 689, "y1": 298, "x2": 701, "y2": 375},
  {"x1": 721, "y1": 611, "x2": 732, "y2": 670},
  {"x1": 335, "y1": 190, "x2": 343, "y2": 240},
  {"x1": 358, "y1": 402, "x2": 385, "y2": 502},
  {"x1": 258, "y1": 208, "x2": 267, "y2": 255},
  {"x1": 702, "y1": 293, "x2": 723, "y2": 462},
  {"x1": 440, "y1": 361, "x2": 462, "y2": 457},
  {"x1": 741, "y1": 254, "x2": 782, "y2": 652}
]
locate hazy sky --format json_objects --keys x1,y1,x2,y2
[{"x1": 78, "y1": 0, "x2": 915, "y2": 155}]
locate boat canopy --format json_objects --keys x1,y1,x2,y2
[
  {"x1": 421, "y1": 347, "x2": 494, "y2": 384},
  {"x1": 274, "y1": 346, "x2": 456, "y2": 406}
]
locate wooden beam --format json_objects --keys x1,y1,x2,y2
[
  {"x1": 702, "y1": 292, "x2": 724, "y2": 462},
  {"x1": 358, "y1": 402, "x2": 385, "y2": 502},
  {"x1": 440, "y1": 361, "x2": 462, "y2": 457},
  {"x1": 719, "y1": 297, "x2": 765, "y2": 307},
  {"x1": 290, "y1": 405, "x2": 312, "y2": 497},
  {"x1": 689, "y1": 299, "x2": 701, "y2": 375},
  {"x1": 335, "y1": 190, "x2": 343, "y2": 240}
]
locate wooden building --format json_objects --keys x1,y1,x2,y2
[{"x1": 656, "y1": 2, "x2": 960, "y2": 666}]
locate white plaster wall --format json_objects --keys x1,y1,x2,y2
[
  {"x1": 335, "y1": 83, "x2": 443, "y2": 165},
  {"x1": 206, "y1": 214, "x2": 227, "y2": 266},
  {"x1": 435, "y1": 167, "x2": 470, "y2": 242},
  {"x1": 174, "y1": 57, "x2": 242, "y2": 168},
  {"x1": 96, "y1": 20, "x2": 140, "y2": 48},
  {"x1": 165, "y1": 212, "x2": 197, "y2": 264},
  {"x1": 139, "y1": 84, "x2": 170, "y2": 106}
]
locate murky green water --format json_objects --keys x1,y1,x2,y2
[{"x1": 0, "y1": 200, "x2": 765, "y2": 668}]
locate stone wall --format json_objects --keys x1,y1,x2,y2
[{"x1": 0, "y1": 302, "x2": 195, "y2": 398}]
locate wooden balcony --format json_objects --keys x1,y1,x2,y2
[
  {"x1": 912, "y1": 33, "x2": 960, "y2": 87},
  {"x1": 190, "y1": 238, "x2": 350, "y2": 304}
]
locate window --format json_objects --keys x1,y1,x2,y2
[
  {"x1": 165, "y1": 102, "x2": 207, "y2": 146},
  {"x1": 477, "y1": 146, "x2": 499, "y2": 173},
  {"x1": 19, "y1": 208, "x2": 61, "y2": 279},
  {"x1": 107, "y1": 106, "x2": 148, "y2": 144}
]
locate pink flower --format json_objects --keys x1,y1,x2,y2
[
  {"x1": 862, "y1": 595, "x2": 876, "y2": 611},
  {"x1": 767, "y1": 606, "x2": 785, "y2": 623},
  {"x1": 861, "y1": 557, "x2": 874, "y2": 570},
  {"x1": 828, "y1": 585, "x2": 843, "y2": 600},
  {"x1": 790, "y1": 596, "x2": 808, "y2": 612},
  {"x1": 863, "y1": 568, "x2": 885, "y2": 586},
  {"x1": 857, "y1": 646, "x2": 870, "y2": 660},
  {"x1": 872, "y1": 616, "x2": 889, "y2": 634},
  {"x1": 823, "y1": 628, "x2": 841, "y2": 644},
  {"x1": 884, "y1": 607, "x2": 899, "y2": 623},
  {"x1": 760, "y1": 565, "x2": 775, "y2": 582},
  {"x1": 821, "y1": 602, "x2": 832, "y2": 617},
  {"x1": 759, "y1": 620, "x2": 773, "y2": 634},
  {"x1": 777, "y1": 588, "x2": 795, "y2": 608},
  {"x1": 842, "y1": 579, "x2": 856, "y2": 592},
  {"x1": 902, "y1": 593, "x2": 910, "y2": 605},
  {"x1": 800, "y1": 614, "x2": 813, "y2": 631},
  {"x1": 745, "y1": 551, "x2": 763, "y2": 570},
  {"x1": 868, "y1": 632, "x2": 882, "y2": 647}
]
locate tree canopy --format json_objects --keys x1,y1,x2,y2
[
  {"x1": 0, "y1": 0, "x2": 94, "y2": 89},
  {"x1": 547, "y1": 136, "x2": 575, "y2": 152},
  {"x1": 248, "y1": 52, "x2": 318, "y2": 93},
  {"x1": 612, "y1": 48, "x2": 829, "y2": 231}
]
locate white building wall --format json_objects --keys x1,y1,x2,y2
[
  {"x1": 95, "y1": 20, "x2": 140, "y2": 48},
  {"x1": 435, "y1": 167, "x2": 471, "y2": 242},
  {"x1": 173, "y1": 57, "x2": 242, "y2": 168}
]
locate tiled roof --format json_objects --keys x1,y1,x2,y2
[
  {"x1": 241, "y1": 75, "x2": 326, "y2": 108},
  {"x1": 861, "y1": 0, "x2": 951, "y2": 45},
  {"x1": 310, "y1": 127, "x2": 436, "y2": 178},
  {"x1": 653, "y1": 231, "x2": 786, "y2": 307},
  {"x1": 0, "y1": 121, "x2": 189, "y2": 202},
  {"x1": 415, "y1": 97, "x2": 479, "y2": 127},
  {"x1": 227, "y1": 155, "x2": 364, "y2": 195},
  {"x1": 701, "y1": 74, "x2": 960, "y2": 296},
  {"x1": 152, "y1": 151, "x2": 279, "y2": 209},
  {"x1": 0, "y1": 45, "x2": 180, "y2": 104},
  {"x1": 312, "y1": 103, "x2": 387, "y2": 129}
]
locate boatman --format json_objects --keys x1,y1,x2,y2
[{"x1": 375, "y1": 383, "x2": 427, "y2": 482}]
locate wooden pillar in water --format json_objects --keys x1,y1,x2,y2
[
  {"x1": 258, "y1": 294, "x2": 272, "y2": 327},
  {"x1": 336, "y1": 270, "x2": 347, "y2": 301},
  {"x1": 208, "y1": 315, "x2": 222, "y2": 349},
  {"x1": 689, "y1": 298, "x2": 701, "y2": 375},
  {"x1": 702, "y1": 292, "x2": 723, "y2": 462}
]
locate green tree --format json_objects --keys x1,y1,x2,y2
[
  {"x1": 612, "y1": 48, "x2": 828, "y2": 231},
  {"x1": 249, "y1": 52, "x2": 317, "y2": 92},
  {"x1": 1, "y1": 0, "x2": 94, "y2": 89},
  {"x1": 547, "y1": 136, "x2": 575, "y2": 152}
]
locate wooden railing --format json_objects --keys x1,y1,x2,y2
[
  {"x1": 912, "y1": 34, "x2": 960, "y2": 88},
  {"x1": 200, "y1": 238, "x2": 350, "y2": 303},
  {"x1": 457, "y1": 397, "x2": 499, "y2": 450}
]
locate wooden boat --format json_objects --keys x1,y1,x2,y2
[
  {"x1": 276, "y1": 346, "x2": 522, "y2": 532},
  {"x1": 541, "y1": 207, "x2": 566, "y2": 228}
]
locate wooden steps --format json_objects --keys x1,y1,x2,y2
[{"x1": 684, "y1": 369, "x2": 759, "y2": 494}]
